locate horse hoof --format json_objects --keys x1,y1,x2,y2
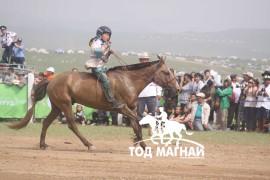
[{"x1": 88, "y1": 146, "x2": 96, "y2": 151}]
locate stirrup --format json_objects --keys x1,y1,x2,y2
[{"x1": 111, "y1": 102, "x2": 125, "y2": 109}]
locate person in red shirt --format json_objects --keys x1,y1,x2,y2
[{"x1": 44, "y1": 67, "x2": 55, "y2": 80}]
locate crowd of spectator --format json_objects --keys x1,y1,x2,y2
[{"x1": 161, "y1": 69, "x2": 270, "y2": 133}]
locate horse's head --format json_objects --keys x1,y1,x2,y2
[{"x1": 152, "y1": 56, "x2": 180, "y2": 97}]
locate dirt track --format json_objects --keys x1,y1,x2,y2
[{"x1": 0, "y1": 135, "x2": 269, "y2": 180}]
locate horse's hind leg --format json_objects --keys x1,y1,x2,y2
[
  {"x1": 61, "y1": 103, "x2": 94, "y2": 150},
  {"x1": 40, "y1": 102, "x2": 61, "y2": 150}
]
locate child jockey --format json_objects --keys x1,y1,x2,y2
[{"x1": 86, "y1": 26, "x2": 125, "y2": 109}]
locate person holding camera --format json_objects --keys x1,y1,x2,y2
[
  {"x1": 11, "y1": 38, "x2": 25, "y2": 65},
  {"x1": 256, "y1": 71, "x2": 270, "y2": 133},
  {"x1": 238, "y1": 72, "x2": 253, "y2": 131},
  {"x1": 0, "y1": 26, "x2": 17, "y2": 64},
  {"x1": 243, "y1": 79, "x2": 258, "y2": 132},
  {"x1": 215, "y1": 79, "x2": 233, "y2": 130}
]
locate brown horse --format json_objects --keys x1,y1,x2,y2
[{"x1": 8, "y1": 56, "x2": 179, "y2": 150}]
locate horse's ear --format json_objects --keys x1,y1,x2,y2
[{"x1": 157, "y1": 55, "x2": 166, "y2": 63}]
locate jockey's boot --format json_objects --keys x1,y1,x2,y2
[{"x1": 104, "y1": 89, "x2": 125, "y2": 109}]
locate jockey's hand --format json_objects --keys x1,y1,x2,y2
[{"x1": 109, "y1": 50, "x2": 114, "y2": 55}]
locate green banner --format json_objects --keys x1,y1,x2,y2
[
  {"x1": 0, "y1": 84, "x2": 28, "y2": 118},
  {"x1": 35, "y1": 95, "x2": 95, "y2": 120}
]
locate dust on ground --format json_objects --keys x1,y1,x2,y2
[{"x1": 0, "y1": 135, "x2": 269, "y2": 180}]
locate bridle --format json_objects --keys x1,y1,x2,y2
[{"x1": 150, "y1": 63, "x2": 177, "y2": 90}]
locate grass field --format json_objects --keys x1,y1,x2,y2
[{"x1": 1, "y1": 122, "x2": 269, "y2": 146}]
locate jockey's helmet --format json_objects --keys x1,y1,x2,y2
[{"x1": 96, "y1": 26, "x2": 111, "y2": 38}]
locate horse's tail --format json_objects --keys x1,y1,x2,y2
[
  {"x1": 7, "y1": 79, "x2": 49, "y2": 130},
  {"x1": 184, "y1": 125, "x2": 193, "y2": 136}
]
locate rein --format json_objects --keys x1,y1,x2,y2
[{"x1": 113, "y1": 53, "x2": 177, "y2": 89}]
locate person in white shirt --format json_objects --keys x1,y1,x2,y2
[
  {"x1": 137, "y1": 52, "x2": 162, "y2": 119},
  {"x1": 256, "y1": 71, "x2": 270, "y2": 133},
  {"x1": 193, "y1": 73, "x2": 204, "y2": 94},
  {"x1": 0, "y1": 26, "x2": 17, "y2": 63},
  {"x1": 203, "y1": 69, "x2": 213, "y2": 85},
  {"x1": 228, "y1": 74, "x2": 241, "y2": 130}
]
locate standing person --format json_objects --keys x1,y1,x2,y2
[
  {"x1": 243, "y1": 79, "x2": 258, "y2": 132},
  {"x1": 201, "y1": 79, "x2": 216, "y2": 124},
  {"x1": 137, "y1": 52, "x2": 162, "y2": 119},
  {"x1": 85, "y1": 26, "x2": 124, "y2": 109},
  {"x1": 44, "y1": 67, "x2": 55, "y2": 80},
  {"x1": 238, "y1": 72, "x2": 253, "y2": 131},
  {"x1": 11, "y1": 38, "x2": 25, "y2": 65},
  {"x1": 203, "y1": 69, "x2": 212, "y2": 85},
  {"x1": 257, "y1": 71, "x2": 270, "y2": 133},
  {"x1": 215, "y1": 79, "x2": 233, "y2": 130},
  {"x1": 0, "y1": 26, "x2": 17, "y2": 63},
  {"x1": 193, "y1": 73, "x2": 204, "y2": 94},
  {"x1": 228, "y1": 74, "x2": 241, "y2": 130},
  {"x1": 179, "y1": 73, "x2": 193, "y2": 110},
  {"x1": 190, "y1": 93, "x2": 212, "y2": 131}
]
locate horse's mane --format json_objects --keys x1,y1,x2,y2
[{"x1": 108, "y1": 60, "x2": 160, "y2": 72}]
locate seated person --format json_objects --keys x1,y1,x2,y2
[
  {"x1": 3, "y1": 67, "x2": 16, "y2": 85},
  {"x1": 169, "y1": 106, "x2": 182, "y2": 120},
  {"x1": 191, "y1": 93, "x2": 212, "y2": 131},
  {"x1": 185, "y1": 93, "x2": 197, "y2": 109},
  {"x1": 74, "y1": 104, "x2": 86, "y2": 125},
  {"x1": 172, "y1": 106, "x2": 193, "y2": 130},
  {"x1": 91, "y1": 110, "x2": 109, "y2": 125},
  {"x1": 16, "y1": 71, "x2": 26, "y2": 88}
]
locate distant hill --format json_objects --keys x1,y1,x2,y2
[{"x1": 15, "y1": 27, "x2": 270, "y2": 59}]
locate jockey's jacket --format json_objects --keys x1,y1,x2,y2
[{"x1": 87, "y1": 38, "x2": 110, "y2": 68}]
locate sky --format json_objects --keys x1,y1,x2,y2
[{"x1": 2, "y1": 0, "x2": 270, "y2": 33}]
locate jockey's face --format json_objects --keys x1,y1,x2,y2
[{"x1": 101, "y1": 33, "x2": 110, "y2": 42}]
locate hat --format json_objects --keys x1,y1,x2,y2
[
  {"x1": 242, "y1": 72, "x2": 253, "y2": 78},
  {"x1": 0, "y1": 26, "x2": 7, "y2": 30},
  {"x1": 196, "y1": 93, "x2": 205, "y2": 98},
  {"x1": 17, "y1": 38, "x2": 22, "y2": 42},
  {"x1": 46, "y1": 67, "x2": 55, "y2": 73},
  {"x1": 138, "y1": 52, "x2": 150, "y2": 59},
  {"x1": 262, "y1": 70, "x2": 270, "y2": 77},
  {"x1": 262, "y1": 71, "x2": 270, "y2": 79}
]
